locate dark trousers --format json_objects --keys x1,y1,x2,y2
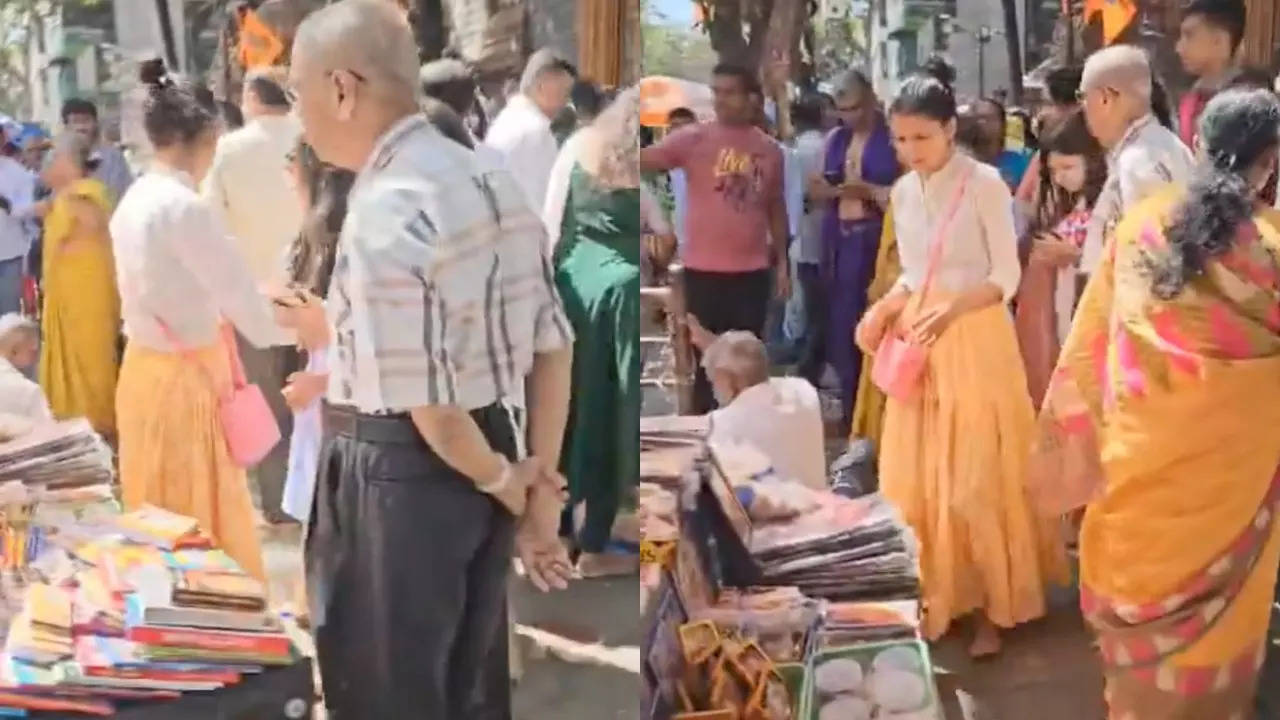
[
  {"x1": 795, "y1": 262, "x2": 826, "y2": 386},
  {"x1": 683, "y1": 268, "x2": 772, "y2": 414},
  {"x1": 306, "y1": 404, "x2": 516, "y2": 719},
  {"x1": 236, "y1": 334, "x2": 295, "y2": 522}
]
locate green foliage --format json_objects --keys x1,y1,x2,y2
[{"x1": 642, "y1": 1, "x2": 718, "y2": 81}]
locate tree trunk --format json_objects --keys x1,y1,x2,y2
[
  {"x1": 706, "y1": 0, "x2": 749, "y2": 65},
  {"x1": 999, "y1": 0, "x2": 1024, "y2": 103}
]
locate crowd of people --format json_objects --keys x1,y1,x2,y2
[
  {"x1": 0, "y1": 0, "x2": 650, "y2": 715},
  {"x1": 640, "y1": 0, "x2": 1280, "y2": 716}
]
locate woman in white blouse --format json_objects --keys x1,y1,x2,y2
[
  {"x1": 854, "y1": 75, "x2": 1065, "y2": 657},
  {"x1": 109, "y1": 59, "x2": 294, "y2": 580}
]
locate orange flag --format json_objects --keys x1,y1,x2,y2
[
  {"x1": 1084, "y1": 0, "x2": 1137, "y2": 45},
  {"x1": 238, "y1": 8, "x2": 284, "y2": 69}
]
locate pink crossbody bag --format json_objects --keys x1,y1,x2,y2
[
  {"x1": 158, "y1": 320, "x2": 281, "y2": 468},
  {"x1": 871, "y1": 167, "x2": 972, "y2": 401}
]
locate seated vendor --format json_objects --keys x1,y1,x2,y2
[
  {"x1": 694, "y1": 320, "x2": 827, "y2": 490},
  {"x1": 0, "y1": 313, "x2": 51, "y2": 423}
]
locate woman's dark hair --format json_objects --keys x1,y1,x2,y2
[
  {"x1": 1151, "y1": 89, "x2": 1280, "y2": 298},
  {"x1": 1045, "y1": 65, "x2": 1083, "y2": 106},
  {"x1": 287, "y1": 141, "x2": 356, "y2": 297},
  {"x1": 1035, "y1": 109, "x2": 1106, "y2": 228},
  {"x1": 1150, "y1": 75, "x2": 1174, "y2": 129},
  {"x1": 220, "y1": 101, "x2": 245, "y2": 130},
  {"x1": 139, "y1": 58, "x2": 217, "y2": 148},
  {"x1": 921, "y1": 55, "x2": 957, "y2": 90},
  {"x1": 889, "y1": 73, "x2": 957, "y2": 123},
  {"x1": 571, "y1": 80, "x2": 605, "y2": 124}
]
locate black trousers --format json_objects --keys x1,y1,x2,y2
[
  {"x1": 306, "y1": 404, "x2": 516, "y2": 719},
  {"x1": 683, "y1": 268, "x2": 772, "y2": 414}
]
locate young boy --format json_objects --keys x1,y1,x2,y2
[
  {"x1": 0, "y1": 313, "x2": 50, "y2": 422},
  {"x1": 1175, "y1": 0, "x2": 1247, "y2": 149}
]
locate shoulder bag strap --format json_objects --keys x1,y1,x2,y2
[
  {"x1": 154, "y1": 318, "x2": 237, "y2": 397},
  {"x1": 916, "y1": 166, "x2": 974, "y2": 301}
]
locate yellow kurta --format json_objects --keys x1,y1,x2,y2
[{"x1": 39, "y1": 178, "x2": 120, "y2": 436}]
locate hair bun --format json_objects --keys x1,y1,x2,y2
[
  {"x1": 922, "y1": 56, "x2": 957, "y2": 93},
  {"x1": 139, "y1": 58, "x2": 170, "y2": 90}
]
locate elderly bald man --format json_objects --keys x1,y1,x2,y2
[
  {"x1": 1078, "y1": 45, "x2": 1193, "y2": 278},
  {"x1": 285, "y1": 2, "x2": 575, "y2": 717}
]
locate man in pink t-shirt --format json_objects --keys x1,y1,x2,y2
[{"x1": 641, "y1": 62, "x2": 788, "y2": 412}]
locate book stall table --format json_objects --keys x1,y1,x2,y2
[
  {"x1": 0, "y1": 421, "x2": 314, "y2": 718},
  {"x1": 640, "y1": 417, "x2": 943, "y2": 720}
]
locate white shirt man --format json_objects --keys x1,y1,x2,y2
[
  {"x1": 202, "y1": 76, "x2": 303, "y2": 285},
  {"x1": 483, "y1": 48, "x2": 575, "y2": 214}
]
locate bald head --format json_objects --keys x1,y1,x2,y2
[
  {"x1": 290, "y1": 0, "x2": 421, "y2": 169},
  {"x1": 1082, "y1": 45, "x2": 1152, "y2": 106},
  {"x1": 293, "y1": 0, "x2": 419, "y2": 101}
]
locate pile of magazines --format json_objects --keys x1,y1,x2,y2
[
  {"x1": 748, "y1": 493, "x2": 920, "y2": 602},
  {"x1": 0, "y1": 420, "x2": 113, "y2": 488}
]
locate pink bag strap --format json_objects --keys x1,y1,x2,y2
[
  {"x1": 154, "y1": 318, "x2": 248, "y2": 395},
  {"x1": 916, "y1": 165, "x2": 974, "y2": 301}
]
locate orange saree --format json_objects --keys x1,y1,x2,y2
[{"x1": 1032, "y1": 189, "x2": 1280, "y2": 718}]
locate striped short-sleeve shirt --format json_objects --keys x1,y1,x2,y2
[{"x1": 325, "y1": 115, "x2": 573, "y2": 413}]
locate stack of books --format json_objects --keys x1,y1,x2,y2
[{"x1": 0, "y1": 508, "x2": 295, "y2": 713}]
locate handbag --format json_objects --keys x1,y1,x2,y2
[
  {"x1": 871, "y1": 167, "x2": 973, "y2": 400},
  {"x1": 159, "y1": 320, "x2": 281, "y2": 468}
]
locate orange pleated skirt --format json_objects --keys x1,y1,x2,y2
[
  {"x1": 878, "y1": 299, "x2": 1066, "y2": 640},
  {"x1": 115, "y1": 339, "x2": 265, "y2": 580}
]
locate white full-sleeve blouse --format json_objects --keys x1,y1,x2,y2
[
  {"x1": 110, "y1": 168, "x2": 291, "y2": 352},
  {"x1": 890, "y1": 152, "x2": 1021, "y2": 302}
]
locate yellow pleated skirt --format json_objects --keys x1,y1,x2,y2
[
  {"x1": 115, "y1": 340, "x2": 265, "y2": 580},
  {"x1": 878, "y1": 300, "x2": 1066, "y2": 640}
]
